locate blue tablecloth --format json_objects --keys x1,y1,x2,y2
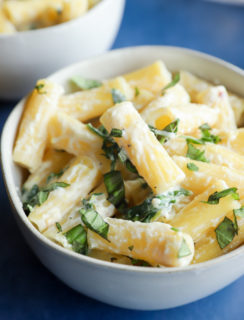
[{"x1": 1, "y1": 0, "x2": 244, "y2": 319}]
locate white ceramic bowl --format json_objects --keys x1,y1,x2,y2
[
  {"x1": 0, "y1": 0, "x2": 125, "y2": 100},
  {"x1": 1, "y1": 46, "x2": 244, "y2": 310}
]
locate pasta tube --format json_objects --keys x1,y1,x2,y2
[
  {"x1": 88, "y1": 218, "x2": 194, "y2": 267},
  {"x1": 173, "y1": 156, "x2": 244, "y2": 197},
  {"x1": 13, "y1": 79, "x2": 64, "y2": 172},
  {"x1": 179, "y1": 70, "x2": 244, "y2": 126},
  {"x1": 141, "y1": 102, "x2": 218, "y2": 134},
  {"x1": 196, "y1": 86, "x2": 236, "y2": 131},
  {"x1": 193, "y1": 212, "x2": 244, "y2": 264},
  {"x1": 124, "y1": 60, "x2": 172, "y2": 93},
  {"x1": 29, "y1": 155, "x2": 101, "y2": 232},
  {"x1": 59, "y1": 76, "x2": 134, "y2": 122},
  {"x1": 171, "y1": 180, "x2": 240, "y2": 241},
  {"x1": 100, "y1": 102, "x2": 185, "y2": 194},
  {"x1": 165, "y1": 136, "x2": 244, "y2": 171},
  {"x1": 59, "y1": 0, "x2": 88, "y2": 22},
  {"x1": 23, "y1": 148, "x2": 73, "y2": 190},
  {"x1": 44, "y1": 183, "x2": 115, "y2": 247},
  {"x1": 2, "y1": 0, "x2": 62, "y2": 29},
  {"x1": 48, "y1": 112, "x2": 102, "y2": 156}
]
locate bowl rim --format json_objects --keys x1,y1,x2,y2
[
  {"x1": 1, "y1": 45, "x2": 244, "y2": 275},
  {"x1": 0, "y1": 0, "x2": 116, "y2": 38}
]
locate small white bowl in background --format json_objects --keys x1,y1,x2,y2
[
  {"x1": 0, "y1": 0, "x2": 125, "y2": 100},
  {"x1": 1, "y1": 46, "x2": 244, "y2": 310}
]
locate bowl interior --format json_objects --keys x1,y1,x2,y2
[{"x1": 2, "y1": 45, "x2": 244, "y2": 274}]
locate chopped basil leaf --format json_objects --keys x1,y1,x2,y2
[
  {"x1": 186, "y1": 143, "x2": 209, "y2": 162},
  {"x1": 44, "y1": 182, "x2": 70, "y2": 192},
  {"x1": 46, "y1": 168, "x2": 65, "y2": 184},
  {"x1": 104, "y1": 170, "x2": 126, "y2": 208},
  {"x1": 199, "y1": 123, "x2": 221, "y2": 144},
  {"x1": 56, "y1": 222, "x2": 62, "y2": 232},
  {"x1": 162, "y1": 72, "x2": 180, "y2": 94},
  {"x1": 35, "y1": 83, "x2": 46, "y2": 94},
  {"x1": 22, "y1": 184, "x2": 39, "y2": 204},
  {"x1": 233, "y1": 212, "x2": 239, "y2": 235},
  {"x1": 117, "y1": 148, "x2": 138, "y2": 174},
  {"x1": 171, "y1": 227, "x2": 179, "y2": 232},
  {"x1": 128, "y1": 245, "x2": 134, "y2": 251},
  {"x1": 110, "y1": 128, "x2": 124, "y2": 138},
  {"x1": 22, "y1": 182, "x2": 70, "y2": 214},
  {"x1": 215, "y1": 217, "x2": 236, "y2": 249},
  {"x1": 163, "y1": 119, "x2": 180, "y2": 134},
  {"x1": 178, "y1": 239, "x2": 191, "y2": 258},
  {"x1": 88, "y1": 123, "x2": 137, "y2": 174},
  {"x1": 118, "y1": 148, "x2": 127, "y2": 163},
  {"x1": 110, "y1": 257, "x2": 117, "y2": 262},
  {"x1": 203, "y1": 187, "x2": 239, "y2": 205},
  {"x1": 65, "y1": 224, "x2": 88, "y2": 254},
  {"x1": 187, "y1": 162, "x2": 199, "y2": 171},
  {"x1": 38, "y1": 190, "x2": 49, "y2": 205},
  {"x1": 183, "y1": 124, "x2": 220, "y2": 145},
  {"x1": 129, "y1": 258, "x2": 151, "y2": 267},
  {"x1": 80, "y1": 205, "x2": 109, "y2": 241},
  {"x1": 111, "y1": 88, "x2": 126, "y2": 104},
  {"x1": 233, "y1": 206, "x2": 244, "y2": 218},
  {"x1": 183, "y1": 136, "x2": 204, "y2": 145},
  {"x1": 70, "y1": 76, "x2": 102, "y2": 90},
  {"x1": 87, "y1": 123, "x2": 108, "y2": 138},
  {"x1": 135, "y1": 87, "x2": 140, "y2": 97},
  {"x1": 149, "y1": 119, "x2": 179, "y2": 144},
  {"x1": 124, "y1": 188, "x2": 191, "y2": 222}
]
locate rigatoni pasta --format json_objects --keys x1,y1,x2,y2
[
  {"x1": 13, "y1": 60, "x2": 244, "y2": 268},
  {"x1": 0, "y1": 0, "x2": 98, "y2": 33}
]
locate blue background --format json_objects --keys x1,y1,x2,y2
[{"x1": 1, "y1": 0, "x2": 244, "y2": 319}]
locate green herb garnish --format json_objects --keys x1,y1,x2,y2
[
  {"x1": 178, "y1": 239, "x2": 192, "y2": 258},
  {"x1": 128, "y1": 245, "x2": 134, "y2": 251},
  {"x1": 111, "y1": 88, "x2": 126, "y2": 104},
  {"x1": 80, "y1": 201, "x2": 109, "y2": 241},
  {"x1": 135, "y1": 87, "x2": 140, "y2": 97},
  {"x1": 65, "y1": 224, "x2": 88, "y2": 254},
  {"x1": 215, "y1": 217, "x2": 237, "y2": 249},
  {"x1": 233, "y1": 206, "x2": 244, "y2": 218},
  {"x1": 187, "y1": 162, "x2": 199, "y2": 171},
  {"x1": 149, "y1": 119, "x2": 179, "y2": 144},
  {"x1": 104, "y1": 170, "x2": 126, "y2": 208},
  {"x1": 110, "y1": 128, "x2": 124, "y2": 138},
  {"x1": 199, "y1": 123, "x2": 221, "y2": 144},
  {"x1": 70, "y1": 76, "x2": 102, "y2": 90},
  {"x1": 183, "y1": 123, "x2": 220, "y2": 146},
  {"x1": 56, "y1": 222, "x2": 62, "y2": 232},
  {"x1": 124, "y1": 188, "x2": 191, "y2": 222},
  {"x1": 46, "y1": 169, "x2": 65, "y2": 184},
  {"x1": 129, "y1": 258, "x2": 151, "y2": 267},
  {"x1": 186, "y1": 143, "x2": 209, "y2": 162},
  {"x1": 22, "y1": 182, "x2": 70, "y2": 214},
  {"x1": 171, "y1": 227, "x2": 179, "y2": 232},
  {"x1": 87, "y1": 123, "x2": 137, "y2": 173},
  {"x1": 203, "y1": 188, "x2": 239, "y2": 205},
  {"x1": 162, "y1": 72, "x2": 180, "y2": 94},
  {"x1": 35, "y1": 83, "x2": 46, "y2": 94}
]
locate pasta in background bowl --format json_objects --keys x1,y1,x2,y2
[
  {"x1": 1, "y1": 46, "x2": 244, "y2": 310},
  {"x1": 0, "y1": 0, "x2": 125, "y2": 99},
  {"x1": 0, "y1": 0, "x2": 100, "y2": 33}
]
